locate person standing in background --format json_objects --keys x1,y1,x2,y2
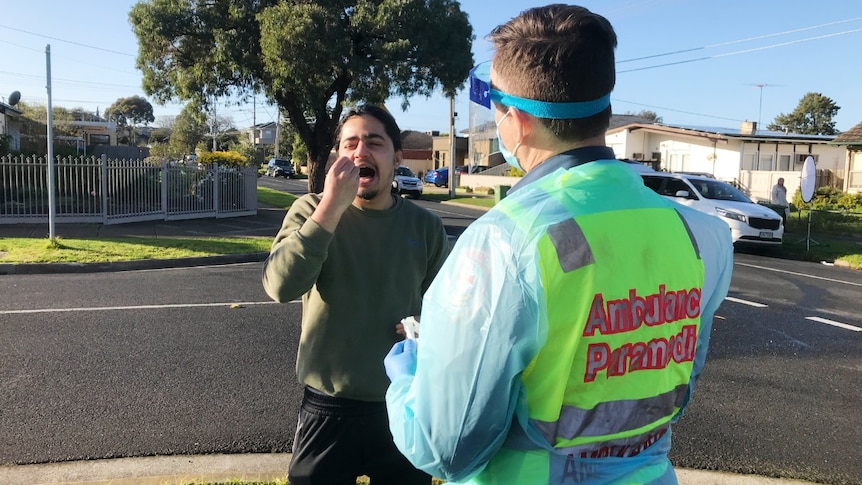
[{"x1": 771, "y1": 177, "x2": 790, "y2": 223}]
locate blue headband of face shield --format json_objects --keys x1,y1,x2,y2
[{"x1": 468, "y1": 61, "x2": 611, "y2": 119}]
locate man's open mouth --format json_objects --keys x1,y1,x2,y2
[{"x1": 358, "y1": 167, "x2": 376, "y2": 179}]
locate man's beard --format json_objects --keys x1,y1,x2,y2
[{"x1": 357, "y1": 188, "x2": 381, "y2": 201}]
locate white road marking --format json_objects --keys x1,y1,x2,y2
[
  {"x1": 725, "y1": 296, "x2": 768, "y2": 307},
  {"x1": 0, "y1": 300, "x2": 297, "y2": 315},
  {"x1": 806, "y1": 316, "x2": 862, "y2": 332},
  {"x1": 734, "y1": 262, "x2": 862, "y2": 287}
]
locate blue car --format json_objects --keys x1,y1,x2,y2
[{"x1": 424, "y1": 167, "x2": 449, "y2": 187}]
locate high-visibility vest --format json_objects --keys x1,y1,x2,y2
[{"x1": 468, "y1": 163, "x2": 705, "y2": 485}]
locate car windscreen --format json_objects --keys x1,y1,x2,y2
[
  {"x1": 395, "y1": 166, "x2": 416, "y2": 177},
  {"x1": 686, "y1": 178, "x2": 752, "y2": 202}
]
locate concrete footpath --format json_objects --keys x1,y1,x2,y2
[
  {"x1": 0, "y1": 206, "x2": 825, "y2": 484},
  {"x1": 0, "y1": 453, "x2": 824, "y2": 485}
]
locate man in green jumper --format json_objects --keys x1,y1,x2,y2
[{"x1": 262, "y1": 104, "x2": 449, "y2": 484}]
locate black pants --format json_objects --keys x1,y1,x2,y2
[{"x1": 288, "y1": 386, "x2": 432, "y2": 485}]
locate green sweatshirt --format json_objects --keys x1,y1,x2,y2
[{"x1": 262, "y1": 193, "x2": 449, "y2": 401}]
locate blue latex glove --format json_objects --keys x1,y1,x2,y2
[{"x1": 384, "y1": 338, "x2": 417, "y2": 382}]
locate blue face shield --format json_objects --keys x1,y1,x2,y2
[
  {"x1": 468, "y1": 61, "x2": 612, "y2": 119},
  {"x1": 467, "y1": 61, "x2": 612, "y2": 173}
]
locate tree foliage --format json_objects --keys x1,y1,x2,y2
[
  {"x1": 169, "y1": 104, "x2": 206, "y2": 156},
  {"x1": 130, "y1": 0, "x2": 474, "y2": 192},
  {"x1": 16, "y1": 101, "x2": 79, "y2": 136},
  {"x1": 627, "y1": 110, "x2": 662, "y2": 123},
  {"x1": 105, "y1": 95, "x2": 156, "y2": 145},
  {"x1": 767, "y1": 92, "x2": 840, "y2": 135}
]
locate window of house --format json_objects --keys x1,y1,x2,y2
[
  {"x1": 849, "y1": 152, "x2": 862, "y2": 189},
  {"x1": 794, "y1": 154, "x2": 818, "y2": 168},
  {"x1": 778, "y1": 154, "x2": 792, "y2": 171},
  {"x1": 741, "y1": 153, "x2": 756, "y2": 170},
  {"x1": 758, "y1": 154, "x2": 774, "y2": 171},
  {"x1": 89, "y1": 134, "x2": 110, "y2": 145}
]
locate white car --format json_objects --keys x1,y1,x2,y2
[
  {"x1": 392, "y1": 166, "x2": 423, "y2": 199},
  {"x1": 640, "y1": 172, "x2": 784, "y2": 246}
]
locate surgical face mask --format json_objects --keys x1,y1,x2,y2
[{"x1": 495, "y1": 110, "x2": 522, "y2": 171}]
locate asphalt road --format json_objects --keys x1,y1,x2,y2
[{"x1": 1, "y1": 180, "x2": 860, "y2": 484}]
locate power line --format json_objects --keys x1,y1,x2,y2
[
  {"x1": 618, "y1": 16, "x2": 862, "y2": 63},
  {"x1": 612, "y1": 97, "x2": 742, "y2": 123},
  {"x1": 618, "y1": 27, "x2": 862, "y2": 73},
  {"x1": 0, "y1": 23, "x2": 135, "y2": 57}
]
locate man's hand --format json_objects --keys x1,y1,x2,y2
[
  {"x1": 384, "y1": 339, "x2": 418, "y2": 382},
  {"x1": 311, "y1": 156, "x2": 359, "y2": 233}
]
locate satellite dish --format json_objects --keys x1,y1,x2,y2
[
  {"x1": 800, "y1": 155, "x2": 816, "y2": 203},
  {"x1": 8, "y1": 91, "x2": 21, "y2": 106}
]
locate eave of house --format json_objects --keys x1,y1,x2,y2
[{"x1": 609, "y1": 123, "x2": 836, "y2": 146}]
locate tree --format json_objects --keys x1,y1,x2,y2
[
  {"x1": 625, "y1": 110, "x2": 662, "y2": 123},
  {"x1": 17, "y1": 101, "x2": 78, "y2": 137},
  {"x1": 205, "y1": 111, "x2": 236, "y2": 151},
  {"x1": 130, "y1": 0, "x2": 474, "y2": 193},
  {"x1": 104, "y1": 95, "x2": 155, "y2": 145},
  {"x1": 169, "y1": 104, "x2": 205, "y2": 157},
  {"x1": 767, "y1": 92, "x2": 840, "y2": 135}
]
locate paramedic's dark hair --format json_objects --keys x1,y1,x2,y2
[{"x1": 489, "y1": 4, "x2": 617, "y2": 141}]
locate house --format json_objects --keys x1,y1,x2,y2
[
  {"x1": 0, "y1": 101, "x2": 23, "y2": 152},
  {"x1": 431, "y1": 132, "x2": 468, "y2": 171},
  {"x1": 74, "y1": 120, "x2": 118, "y2": 147},
  {"x1": 606, "y1": 121, "x2": 847, "y2": 201},
  {"x1": 246, "y1": 121, "x2": 278, "y2": 147},
  {"x1": 400, "y1": 130, "x2": 433, "y2": 175},
  {"x1": 830, "y1": 121, "x2": 862, "y2": 194}
]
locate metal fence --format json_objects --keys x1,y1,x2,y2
[{"x1": 0, "y1": 154, "x2": 257, "y2": 225}]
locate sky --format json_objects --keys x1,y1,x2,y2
[{"x1": 2, "y1": 0, "x2": 861, "y2": 135}]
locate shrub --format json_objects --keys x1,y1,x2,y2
[
  {"x1": 792, "y1": 186, "x2": 862, "y2": 212},
  {"x1": 198, "y1": 150, "x2": 250, "y2": 168},
  {"x1": 507, "y1": 166, "x2": 525, "y2": 177}
]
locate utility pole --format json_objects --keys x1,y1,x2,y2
[
  {"x1": 448, "y1": 95, "x2": 456, "y2": 198},
  {"x1": 211, "y1": 103, "x2": 217, "y2": 151},
  {"x1": 252, "y1": 95, "x2": 257, "y2": 159},
  {"x1": 46, "y1": 44, "x2": 56, "y2": 242}
]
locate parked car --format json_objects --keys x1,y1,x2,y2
[
  {"x1": 640, "y1": 171, "x2": 784, "y2": 246},
  {"x1": 424, "y1": 167, "x2": 449, "y2": 187},
  {"x1": 391, "y1": 165, "x2": 423, "y2": 199},
  {"x1": 266, "y1": 157, "x2": 296, "y2": 178}
]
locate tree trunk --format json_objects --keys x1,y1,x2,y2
[{"x1": 306, "y1": 149, "x2": 329, "y2": 194}]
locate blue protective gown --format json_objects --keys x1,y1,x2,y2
[{"x1": 386, "y1": 149, "x2": 734, "y2": 484}]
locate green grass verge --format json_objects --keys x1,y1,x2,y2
[
  {"x1": 776, "y1": 210, "x2": 862, "y2": 269},
  {"x1": 0, "y1": 236, "x2": 273, "y2": 264},
  {"x1": 258, "y1": 186, "x2": 299, "y2": 209},
  {"x1": 0, "y1": 186, "x2": 296, "y2": 264}
]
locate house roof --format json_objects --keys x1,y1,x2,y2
[
  {"x1": 608, "y1": 114, "x2": 659, "y2": 130},
  {"x1": 608, "y1": 122, "x2": 836, "y2": 144},
  {"x1": 0, "y1": 101, "x2": 22, "y2": 116},
  {"x1": 401, "y1": 130, "x2": 432, "y2": 149},
  {"x1": 831, "y1": 121, "x2": 862, "y2": 146}
]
